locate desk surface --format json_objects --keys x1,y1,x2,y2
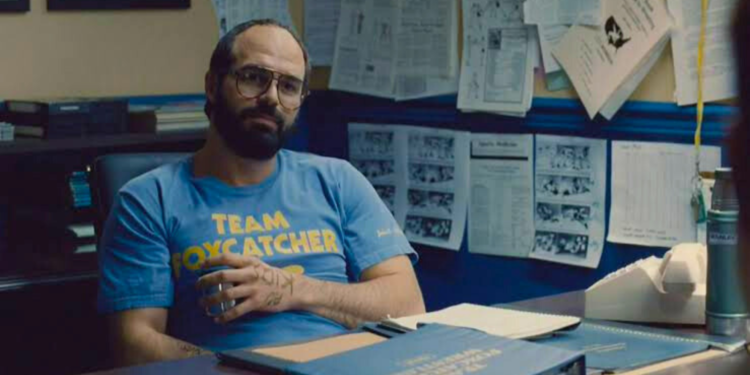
[{"x1": 87, "y1": 291, "x2": 750, "y2": 375}]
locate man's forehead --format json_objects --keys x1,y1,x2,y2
[{"x1": 231, "y1": 25, "x2": 305, "y2": 76}]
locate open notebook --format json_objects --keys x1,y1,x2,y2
[{"x1": 381, "y1": 303, "x2": 581, "y2": 339}]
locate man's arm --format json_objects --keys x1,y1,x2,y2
[
  {"x1": 198, "y1": 254, "x2": 425, "y2": 328},
  {"x1": 298, "y1": 255, "x2": 425, "y2": 328},
  {"x1": 107, "y1": 308, "x2": 210, "y2": 367}
]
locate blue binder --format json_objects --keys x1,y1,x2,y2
[{"x1": 218, "y1": 324, "x2": 585, "y2": 375}]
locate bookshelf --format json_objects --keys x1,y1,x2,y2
[{"x1": 0, "y1": 130, "x2": 206, "y2": 155}]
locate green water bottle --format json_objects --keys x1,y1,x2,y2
[{"x1": 706, "y1": 168, "x2": 749, "y2": 337}]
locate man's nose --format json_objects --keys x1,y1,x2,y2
[{"x1": 257, "y1": 80, "x2": 280, "y2": 107}]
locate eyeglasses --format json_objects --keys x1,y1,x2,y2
[{"x1": 228, "y1": 66, "x2": 307, "y2": 110}]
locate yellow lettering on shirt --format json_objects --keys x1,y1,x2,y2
[
  {"x1": 228, "y1": 215, "x2": 244, "y2": 234},
  {"x1": 263, "y1": 211, "x2": 291, "y2": 231},
  {"x1": 245, "y1": 216, "x2": 265, "y2": 234},
  {"x1": 322, "y1": 229, "x2": 339, "y2": 253},
  {"x1": 211, "y1": 214, "x2": 227, "y2": 235},
  {"x1": 222, "y1": 238, "x2": 238, "y2": 254},
  {"x1": 288, "y1": 232, "x2": 310, "y2": 253},
  {"x1": 183, "y1": 246, "x2": 205, "y2": 271},
  {"x1": 203, "y1": 240, "x2": 222, "y2": 258},
  {"x1": 274, "y1": 233, "x2": 292, "y2": 254},
  {"x1": 308, "y1": 230, "x2": 324, "y2": 253},
  {"x1": 257, "y1": 236, "x2": 275, "y2": 256},
  {"x1": 243, "y1": 237, "x2": 264, "y2": 257}
]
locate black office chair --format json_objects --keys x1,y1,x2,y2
[{"x1": 90, "y1": 153, "x2": 190, "y2": 239}]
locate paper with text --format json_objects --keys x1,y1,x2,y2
[
  {"x1": 668, "y1": 0, "x2": 738, "y2": 106},
  {"x1": 524, "y1": 0, "x2": 603, "y2": 26},
  {"x1": 396, "y1": 0, "x2": 456, "y2": 78},
  {"x1": 384, "y1": 303, "x2": 580, "y2": 340},
  {"x1": 608, "y1": 142, "x2": 722, "y2": 248},
  {"x1": 458, "y1": 0, "x2": 535, "y2": 115},
  {"x1": 220, "y1": 0, "x2": 295, "y2": 38},
  {"x1": 600, "y1": 37, "x2": 669, "y2": 120},
  {"x1": 395, "y1": 0, "x2": 460, "y2": 101},
  {"x1": 211, "y1": 0, "x2": 228, "y2": 37},
  {"x1": 530, "y1": 135, "x2": 607, "y2": 269},
  {"x1": 330, "y1": 0, "x2": 399, "y2": 98},
  {"x1": 553, "y1": 0, "x2": 673, "y2": 119},
  {"x1": 538, "y1": 24, "x2": 570, "y2": 75},
  {"x1": 304, "y1": 0, "x2": 342, "y2": 66},
  {"x1": 469, "y1": 134, "x2": 534, "y2": 258}
]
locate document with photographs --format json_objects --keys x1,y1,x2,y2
[
  {"x1": 668, "y1": 0, "x2": 738, "y2": 106},
  {"x1": 552, "y1": 0, "x2": 672, "y2": 119},
  {"x1": 304, "y1": 0, "x2": 342, "y2": 66},
  {"x1": 458, "y1": 0, "x2": 535, "y2": 115},
  {"x1": 347, "y1": 123, "x2": 407, "y2": 218},
  {"x1": 402, "y1": 126, "x2": 470, "y2": 251},
  {"x1": 530, "y1": 135, "x2": 607, "y2": 269},
  {"x1": 608, "y1": 142, "x2": 722, "y2": 248},
  {"x1": 523, "y1": 0, "x2": 603, "y2": 26},
  {"x1": 330, "y1": 0, "x2": 399, "y2": 98},
  {"x1": 468, "y1": 134, "x2": 534, "y2": 258}
]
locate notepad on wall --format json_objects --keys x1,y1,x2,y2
[{"x1": 382, "y1": 303, "x2": 581, "y2": 340}]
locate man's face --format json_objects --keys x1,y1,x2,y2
[{"x1": 209, "y1": 26, "x2": 306, "y2": 160}]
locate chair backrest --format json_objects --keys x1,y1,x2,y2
[{"x1": 90, "y1": 153, "x2": 190, "y2": 237}]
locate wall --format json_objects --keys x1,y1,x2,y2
[{"x1": 0, "y1": 0, "x2": 679, "y2": 104}]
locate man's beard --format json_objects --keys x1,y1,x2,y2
[{"x1": 211, "y1": 94, "x2": 294, "y2": 160}]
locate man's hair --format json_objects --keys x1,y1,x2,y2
[{"x1": 204, "y1": 19, "x2": 312, "y2": 116}]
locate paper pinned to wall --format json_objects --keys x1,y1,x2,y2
[
  {"x1": 469, "y1": 134, "x2": 535, "y2": 258},
  {"x1": 396, "y1": 0, "x2": 456, "y2": 78},
  {"x1": 529, "y1": 135, "x2": 607, "y2": 269},
  {"x1": 347, "y1": 123, "x2": 408, "y2": 220},
  {"x1": 608, "y1": 142, "x2": 722, "y2": 248},
  {"x1": 304, "y1": 0, "x2": 342, "y2": 66},
  {"x1": 214, "y1": 0, "x2": 295, "y2": 38},
  {"x1": 599, "y1": 37, "x2": 669, "y2": 120},
  {"x1": 330, "y1": 0, "x2": 399, "y2": 98},
  {"x1": 552, "y1": 0, "x2": 672, "y2": 119},
  {"x1": 523, "y1": 0, "x2": 603, "y2": 26},
  {"x1": 458, "y1": 0, "x2": 535, "y2": 115},
  {"x1": 668, "y1": 0, "x2": 738, "y2": 106},
  {"x1": 402, "y1": 126, "x2": 470, "y2": 251},
  {"x1": 347, "y1": 124, "x2": 470, "y2": 251}
]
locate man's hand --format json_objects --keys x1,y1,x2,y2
[{"x1": 196, "y1": 253, "x2": 299, "y2": 324}]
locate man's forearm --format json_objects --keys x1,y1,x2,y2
[
  {"x1": 112, "y1": 325, "x2": 211, "y2": 366},
  {"x1": 296, "y1": 272, "x2": 425, "y2": 329}
]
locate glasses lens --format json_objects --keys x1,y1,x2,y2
[
  {"x1": 278, "y1": 77, "x2": 304, "y2": 109},
  {"x1": 236, "y1": 68, "x2": 273, "y2": 98}
]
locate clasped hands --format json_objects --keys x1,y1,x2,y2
[{"x1": 196, "y1": 253, "x2": 300, "y2": 324}]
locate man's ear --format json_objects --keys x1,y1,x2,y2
[{"x1": 205, "y1": 71, "x2": 218, "y2": 104}]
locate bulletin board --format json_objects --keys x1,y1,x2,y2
[{"x1": 302, "y1": 90, "x2": 734, "y2": 310}]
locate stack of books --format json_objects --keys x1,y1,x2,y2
[
  {"x1": 68, "y1": 170, "x2": 92, "y2": 210},
  {"x1": 0, "y1": 122, "x2": 13, "y2": 141},
  {"x1": 128, "y1": 100, "x2": 209, "y2": 134}
]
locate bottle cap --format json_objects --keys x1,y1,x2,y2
[{"x1": 712, "y1": 168, "x2": 739, "y2": 212}]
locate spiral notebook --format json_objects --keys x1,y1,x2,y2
[
  {"x1": 536, "y1": 320, "x2": 742, "y2": 372},
  {"x1": 381, "y1": 303, "x2": 581, "y2": 340}
]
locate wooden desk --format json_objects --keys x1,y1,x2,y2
[{"x1": 86, "y1": 291, "x2": 750, "y2": 375}]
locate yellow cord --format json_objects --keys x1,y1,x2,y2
[{"x1": 694, "y1": 0, "x2": 708, "y2": 173}]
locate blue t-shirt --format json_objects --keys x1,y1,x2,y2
[{"x1": 97, "y1": 150, "x2": 417, "y2": 351}]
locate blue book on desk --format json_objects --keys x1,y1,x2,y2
[
  {"x1": 536, "y1": 321, "x2": 711, "y2": 372},
  {"x1": 218, "y1": 324, "x2": 586, "y2": 375}
]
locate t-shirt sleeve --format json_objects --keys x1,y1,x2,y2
[
  {"x1": 97, "y1": 181, "x2": 174, "y2": 313},
  {"x1": 338, "y1": 162, "x2": 418, "y2": 281}
]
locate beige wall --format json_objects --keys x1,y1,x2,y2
[{"x1": 0, "y1": 0, "x2": 677, "y2": 103}]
